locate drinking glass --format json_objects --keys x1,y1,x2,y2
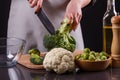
[{"x1": 0, "y1": 37, "x2": 25, "y2": 67}]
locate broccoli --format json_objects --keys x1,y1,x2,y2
[
  {"x1": 28, "y1": 48, "x2": 40, "y2": 56},
  {"x1": 43, "y1": 18, "x2": 76, "y2": 52},
  {"x1": 29, "y1": 53, "x2": 44, "y2": 65},
  {"x1": 30, "y1": 55, "x2": 44, "y2": 65},
  {"x1": 28, "y1": 48, "x2": 44, "y2": 65},
  {"x1": 43, "y1": 35, "x2": 56, "y2": 51}
]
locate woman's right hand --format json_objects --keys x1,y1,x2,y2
[{"x1": 28, "y1": 0, "x2": 43, "y2": 13}]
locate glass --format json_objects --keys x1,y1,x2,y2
[
  {"x1": 103, "y1": 0, "x2": 118, "y2": 54},
  {"x1": 0, "y1": 37, "x2": 25, "y2": 67}
]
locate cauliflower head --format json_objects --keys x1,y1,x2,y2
[{"x1": 43, "y1": 48, "x2": 75, "y2": 74}]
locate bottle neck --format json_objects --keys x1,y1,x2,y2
[{"x1": 106, "y1": 0, "x2": 116, "y2": 13}]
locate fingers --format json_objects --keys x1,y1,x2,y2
[
  {"x1": 75, "y1": 13, "x2": 81, "y2": 24},
  {"x1": 72, "y1": 21, "x2": 78, "y2": 31},
  {"x1": 65, "y1": 13, "x2": 74, "y2": 24},
  {"x1": 29, "y1": 0, "x2": 43, "y2": 13},
  {"x1": 35, "y1": 0, "x2": 41, "y2": 13},
  {"x1": 29, "y1": 0, "x2": 33, "y2": 4},
  {"x1": 64, "y1": 13, "x2": 82, "y2": 30},
  {"x1": 73, "y1": 13, "x2": 82, "y2": 30},
  {"x1": 30, "y1": 0, "x2": 38, "y2": 8}
]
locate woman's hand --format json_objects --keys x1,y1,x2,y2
[
  {"x1": 29, "y1": 0, "x2": 43, "y2": 13},
  {"x1": 64, "y1": 0, "x2": 82, "y2": 30}
]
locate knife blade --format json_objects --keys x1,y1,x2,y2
[{"x1": 36, "y1": 8, "x2": 55, "y2": 35}]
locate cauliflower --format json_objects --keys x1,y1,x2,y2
[{"x1": 43, "y1": 48, "x2": 75, "y2": 74}]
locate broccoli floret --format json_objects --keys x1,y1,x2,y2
[
  {"x1": 43, "y1": 35, "x2": 56, "y2": 51},
  {"x1": 28, "y1": 48, "x2": 40, "y2": 56},
  {"x1": 43, "y1": 18, "x2": 76, "y2": 52},
  {"x1": 30, "y1": 57, "x2": 44, "y2": 65},
  {"x1": 28, "y1": 48, "x2": 44, "y2": 65},
  {"x1": 30, "y1": 53, "x2": 44, "y2": 65}
]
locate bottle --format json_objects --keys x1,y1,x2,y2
[{"x1": 103, "y1": 0, "x2": 118, "y2": 54}]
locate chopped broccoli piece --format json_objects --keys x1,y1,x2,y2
[
  {"x1": 30, "y1": 57, "x2": 44, "y2": 65},
  {"x1": 28, "y1": 48, "x2": 40, "y2": 56},
  {"x1": 30, "y1": 53, "x2": 44, "y2": 65},
  {"x1": 28, "y1": 48, "x2": 44, "y2": 65},
  {"x1": 30, "y1": 53, "x2": 40, "y2": 58}
]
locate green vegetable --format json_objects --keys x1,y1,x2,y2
[
  {"x1": 28, "y1": 48, "x2": 40, "y2": 56},
  {"x1": 28, "y1": 48, "x2": 44, "y2": 65},
  {"x1": 75, "y1": 48, "x2": 109, "y2": 61},
  {"x1": 80, "y1": 53, "x2": 89, "y2": 60},
  {"x1": 99, "y1": 51, "x2": 108, "y2": 57},
  {"x1": 30, "y1": 53, "x2": 40, "y2": 58},
  {"x1": 100, "y1": 56, "x2": 107, "y2": 60},
  {"x1": 83, "y1": 48, "x2": 90, "y2": 53},
  {"x1": 88, "y1": 55, "x2": 96, "y2": 61},
  {"x1": 43, "y1": 18, "x2": 76, "y2": 52},
  {"x1": 30, "y1": 57, "x2": 43, "y2": 65},
  {"x1": 75, "y1": 54, "x2": 81, "y2": 60},
  {"x1": 30, "y1": 53, "x2": 44, "y2": 65},
  {"x1": 43, "y1": 35, "x2": 56, "y2": 51},
  {"x1": 89, "y1": 51, "x2": 96, "y2": 56}
]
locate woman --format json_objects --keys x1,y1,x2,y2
[{"x1": 7, "y1": 0, "x2": 93, "y2": 53}]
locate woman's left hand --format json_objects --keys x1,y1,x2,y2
[{"x1": 64, "y1": 0, "x2": 82, "y2": 30}]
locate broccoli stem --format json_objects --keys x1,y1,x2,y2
[{"x1": 59, "y1": 17, "x2": 72, "y2": 34}]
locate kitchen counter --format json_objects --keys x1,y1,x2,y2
[{"x1": 0, "y1": 64, "x2": 120, "y2": 80}]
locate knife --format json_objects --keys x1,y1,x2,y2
[{"x1": 36, "y1": 8, "x2": 55, "y2": 35}]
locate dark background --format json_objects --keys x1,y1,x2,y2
[
  {"x1": 81, "y1": 0, "x2": 120, "y2": 51},
  {"x1": 0, "y1": 0, "x2": 120, "y2": 51},
  {"x1": 0, "y1": 0, "x2": 11, "y2": 37}
]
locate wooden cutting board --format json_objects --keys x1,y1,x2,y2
[
  {"x1": 17, "y1": 50, "x2": 82, "y2": 69},
  {"x1": 17, "y1": 53, "x2": 45, "y2": 69}
]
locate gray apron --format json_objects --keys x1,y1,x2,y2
[{"x1": 7, "y1": 0, "x2": 84, "y2": 53}]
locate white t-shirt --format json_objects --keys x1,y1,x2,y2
[{"x1": 8, "y1": 0, "x2": 84, "y2": 53}]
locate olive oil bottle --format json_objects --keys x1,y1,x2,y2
[{"x1": 103, "y1": 0, "x2": 117, "y2": 54}]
